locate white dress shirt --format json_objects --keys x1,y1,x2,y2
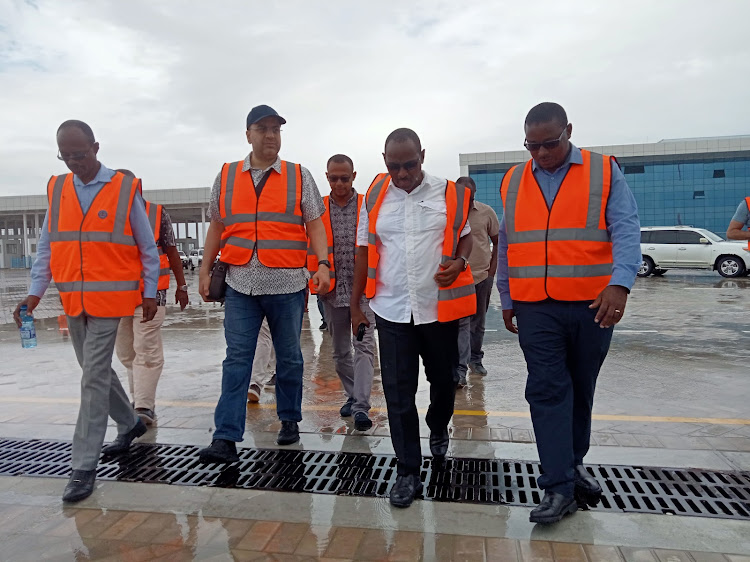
[{"x1": 356, "y1": 171, "x2": 471, "y2": 325}]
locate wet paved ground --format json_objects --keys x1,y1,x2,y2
[{"x1": 0, "y1": 268, "x2": 749, "y2": 559}]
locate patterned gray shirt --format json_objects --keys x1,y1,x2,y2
[
  {"x1": 321, "y1": 190, "x2": 367, "y2": 308},
  {"x1": 207, "y1": 153, "x2": 324, "y2": 296}
]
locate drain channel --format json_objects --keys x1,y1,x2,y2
[{"x1": 0, "y1": 438, "x2": 748, "y2": 521}]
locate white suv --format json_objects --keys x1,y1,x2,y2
[{"x1": 639, "y1": 226, "x2": 749, "y2": 278}]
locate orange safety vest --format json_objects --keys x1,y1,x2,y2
[
  {"x1": 364, "y1": 174, "x2": 476, "y2": 322},
  {"x1": 307, "y1": 192, "x2": 364, "y2": 294},
  {"x1": 500, "y1": 149, "x2": 613, "y2": 302},
  {"x1": 144, "y1": 201, "x2": 171, "y2": 291},
  {"x1": 47, "y1": 171, "x2": 143, "y2": 317},
  {"x1": 218, "y1": 160, "x2": 307, "y2": 267}
]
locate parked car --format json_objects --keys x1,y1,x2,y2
[
  {"x1": 189, "y1": 249, "x2": 204, "y2": 270},
  {"x1": 178, "y1": 251, "x2": 189, "y2": 269},
  {"x1": 639, "y1": 226, "x2": 749, "y2": 278}
]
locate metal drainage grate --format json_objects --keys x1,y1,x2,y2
[{"x1": 0, "y1": 438, "x2": 748, "y2": 521}]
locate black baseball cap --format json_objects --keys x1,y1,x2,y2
[{"x1": 246, "y1": 105, "x2": 286, "y2": 129}]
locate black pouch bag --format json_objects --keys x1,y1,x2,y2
[{"x1": 208, "y1": 260, "x2": 229, "y2": 301}]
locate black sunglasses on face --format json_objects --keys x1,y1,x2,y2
[
  {"x1": 523, "y1": 127, "x2": 568, "y2": 152},
  {"x1": 327, "y1": 175, "x2": 351, "y2": 184},
  {"x1": 385, "y1": 159, "x2": 420, "y2": 173}
]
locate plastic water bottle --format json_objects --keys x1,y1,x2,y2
[{"x1": 19, "y1": 305, "x2": 37, "y2": 349}]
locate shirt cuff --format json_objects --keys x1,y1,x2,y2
[
  {"x1": 609, "y1": 270, "x2": 636, "y2": 292},
  {"x1": 28, "y1": 281, "x2": 49, "y2": 299},
  {"x1": 500, "y1": 291, "x2": 513, "y2": 310}
]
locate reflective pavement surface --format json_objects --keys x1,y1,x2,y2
[{"x1": 0, "y1": 268, "x2": 749, "y2": 559}]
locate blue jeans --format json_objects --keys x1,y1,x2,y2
[{"x1": 213, "y1": 286, "x2": 305, "y2": 442}]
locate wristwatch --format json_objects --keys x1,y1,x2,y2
[
  {"x1": 457, "y1": 256, "x2": 469, "y2": 271},
  {"x1": 318, "y1": 260, "x2": 331, "y2": 268},
  {"x1": 177, "y1": 285, "x2": 188, "y2": 292}
]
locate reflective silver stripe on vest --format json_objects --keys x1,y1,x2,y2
[
  {"x1": 56, "y1": 280, "x2": 140, "y2": 293},
  {"x1": 49, "y1": 175, "x2": 66, "y2": 234},
  {"x1": 509, "y1": 263, "x2": 613, "y2": 279},
  {"x1": 256, "y1": 240, "x2": 307, "y2": 251},
  {"x1": 223, "y1": 161, "x2": 240, "y2": 218},
  {"x1": 147, "y1": 202, "x2": 158, "y2": 236},
  {"x1": 438, "y1": 283, "x2": 475, "y2": 301},
  {"x1": 223, "y1": 236, "x2": 255, "y2": 250},
  {"x1": 586, "y1": 154, "x2": 605, "y2": 229},
  {"x1": 508, "y1": 228, "x2": 610, "y2": 244},
  {"x1": 503, "y1": 165, "x2": 523, "y2": 242},
  {"x1": 366, "y1": 176, "x2": 388, "y2": 213},
  {"x1": 111, "y1": 175, "x2": 136, "y2": 244},
  {"x1": 367, "y1": 267, "x2": 377, "y2": 278},
  {"x1": 368, "y1": 232, "x2": 377, "y2": 244},
  {"x1": 285, "y1": 162, "x2": 298, "y2": 214},
  {"x1": 449, "y1": 181, "x2": 466, "y2": 258},
  {"x1": 159, "y1": 267, "x2": 172, "y2": 276},
  {"x1": 223, "y1": 211, "x2": 305, "y2": 227}
]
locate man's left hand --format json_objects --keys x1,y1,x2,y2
[
  {"x1": 312, "y1": 266, "x2": 331, "y2": 295},
  {"x1": 175, "y1": 288, "x2": 189, "y2": 310},
  {"x1": 141, "y1": 298, "x2": 158, "y2": 323},
  {"x1": 589, "y1": 285, "x2": 628, "y2": 328},
  {"x1": 434, "y1": 259, "x2": 463, "y2": 287}
]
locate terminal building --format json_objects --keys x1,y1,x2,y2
[
  {"x1": 0, "y1": 187, "x2": 210, "y2": 269},
  {"x1": 460, "y1": 135, "x2": 750, "y2": 236}
]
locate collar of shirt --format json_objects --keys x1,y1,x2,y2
[
  {"x1": 73, "y1": 163, "x2": 115, "y2": 189},
  {"x1": 531, "y1": 144, "x2": 583, "y2": 175},
  {"x1": 329, "y1": 189, "x2": 358, "y2": 208},
  {"x1": 242, "y1": 153, "x2": 282, "y2": 174}
]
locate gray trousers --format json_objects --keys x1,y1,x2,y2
[
  {"x1": 68, "y1": 314, "x2": 139, "y2": 470},
  {"x1": 324, "y1": 301, "x2": 376, "y2": 414},
  {"x1": 457, "y1": 276, "x2": 494, "y2": 375}
]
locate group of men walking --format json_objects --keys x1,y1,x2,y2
[{"x1": 16, "y1": 100, "x2": 642, "y2": 525}]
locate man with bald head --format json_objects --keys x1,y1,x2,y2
[{"x1": 15, "y1": 120, "x2": 160, "y2": 503}]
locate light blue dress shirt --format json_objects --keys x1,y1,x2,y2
[
  {"x1": 29, "y1": 163, "x2": 160, "y2": 301},
  {"x1": 496, "y1": 145, "x2": 641, "y2": 310}
]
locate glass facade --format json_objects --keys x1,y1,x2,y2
[{"x1": 469, "y1": 154, "x2": 750, "y2": 237}]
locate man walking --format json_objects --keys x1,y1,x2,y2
[
  {"x1": 454, "y1": 176, "x2": 499, "y2": 387},
  {"x1": 726, "y1": 197, "x2": 750, "y2": 243},
  {"x1": 498, "y1": 102, "x2": 640, "y2": 524},
  {"x1": 311, "y1": 154, "x2": 376, "y2": 431},
  {"x1": 198, "y1": 104, "x2": 330, "y2": 462},
  {"x1": 114, "y1": 170, "x2": 189, "y2": 425},
  {"x1": 351, "y1": 128, "x2": 475, "y2": 508},
  {"x1": 14, "y1": 120, "x2": 159, "y2": 502}
]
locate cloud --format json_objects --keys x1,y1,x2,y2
[{"x1": 0, "y1": 0, "x2": 749, "y2": 196}]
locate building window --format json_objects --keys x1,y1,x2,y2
[
  {"x1": 6, "y1": 244, "x2": 17, "y2": 255},
  {"x1": 693, "y1": 191, "x2": 705, "y2": 199},
  {"x1": 713, "y1": 169, "x2": 725, "y2": 178},
  {"x1": 623, "y1": 165, "x2": 645, "y2": 174}
]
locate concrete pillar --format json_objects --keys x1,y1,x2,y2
[
  {"x1": 200, "y1": 206, "x2": 207, "y2": 248},
  {"x1": 22, "y1": 213, "x2": 28, "y2": 264}
]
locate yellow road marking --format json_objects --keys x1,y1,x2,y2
[{"x1": 1, "y1": 397, "x2": 748, "y2": 425}]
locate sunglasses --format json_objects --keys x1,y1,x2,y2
[
  {"x1": 523, "y1": 127, "x2": 568, "y2": 152},
  {"x1": 385, "y1": 159, "x2": 420, "y2": 174},
  {"x1": 57, "y1": 148, "x2": 92, "y2": 162},
  {"x1": 327, "y1": 175, "x2": 351, "y2": 184}
]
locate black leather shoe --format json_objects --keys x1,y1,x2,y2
[
  {"x1": 354, "y1": 411, "x2": 372, "y2": 431},
  {"x1": 198, "y1": 439, "x2": 239, "y2": 464},
  {"x1": 62, "y1": 469, "x2": 96, "y2": 503},
  {"x1": 339, "y1": 397, "x2": 354, "y2": 417},
  {"x1": 277, "y1": 421, "x2": 300, "y2": 445},
  {"x1": 389, "y1": 474, "x2": 423, "y2": 508},
  {"x1": 529, "y1": 491, "x2": 578, "y2": 524},
  {"x1": 429, "y1": 428, "x2": 449, "y2": 459},
  {"x1": 574, "y1": 464, "x2": 603, "y2": 507},
  {"x1": 101, "y1": 419, "x2": 147, "y2": 455}
]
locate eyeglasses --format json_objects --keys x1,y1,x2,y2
[
  {"x1": 523, "y1": 127, "x2": 568, "y2": 152},
  {"x1": 385, "y1": 159, "x2": 420, "y2": 174},
  {"x1": 250, "y1": 126, "x2": 282, "y2": 135},
  {"x1": 327, "y1": 175, "x2": 351, "y2": 184},
  {"x1": 57, "y1": 148, "x2": 92, "y2": 162}
]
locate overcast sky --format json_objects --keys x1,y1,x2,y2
[{"x1": 1, "y1": 0, "x2": 749, "y2": 196}]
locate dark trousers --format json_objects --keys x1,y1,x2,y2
[
  {"x1": 515, "y1": 300, "x2": 613, "y2": 497},
  {"x1": 375, "y1": 314, "x2": 459, "y2": 476}
]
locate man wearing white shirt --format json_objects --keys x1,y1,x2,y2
[{"x1": 351, "y1": 128, "x2": 475, "y2": 508}]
